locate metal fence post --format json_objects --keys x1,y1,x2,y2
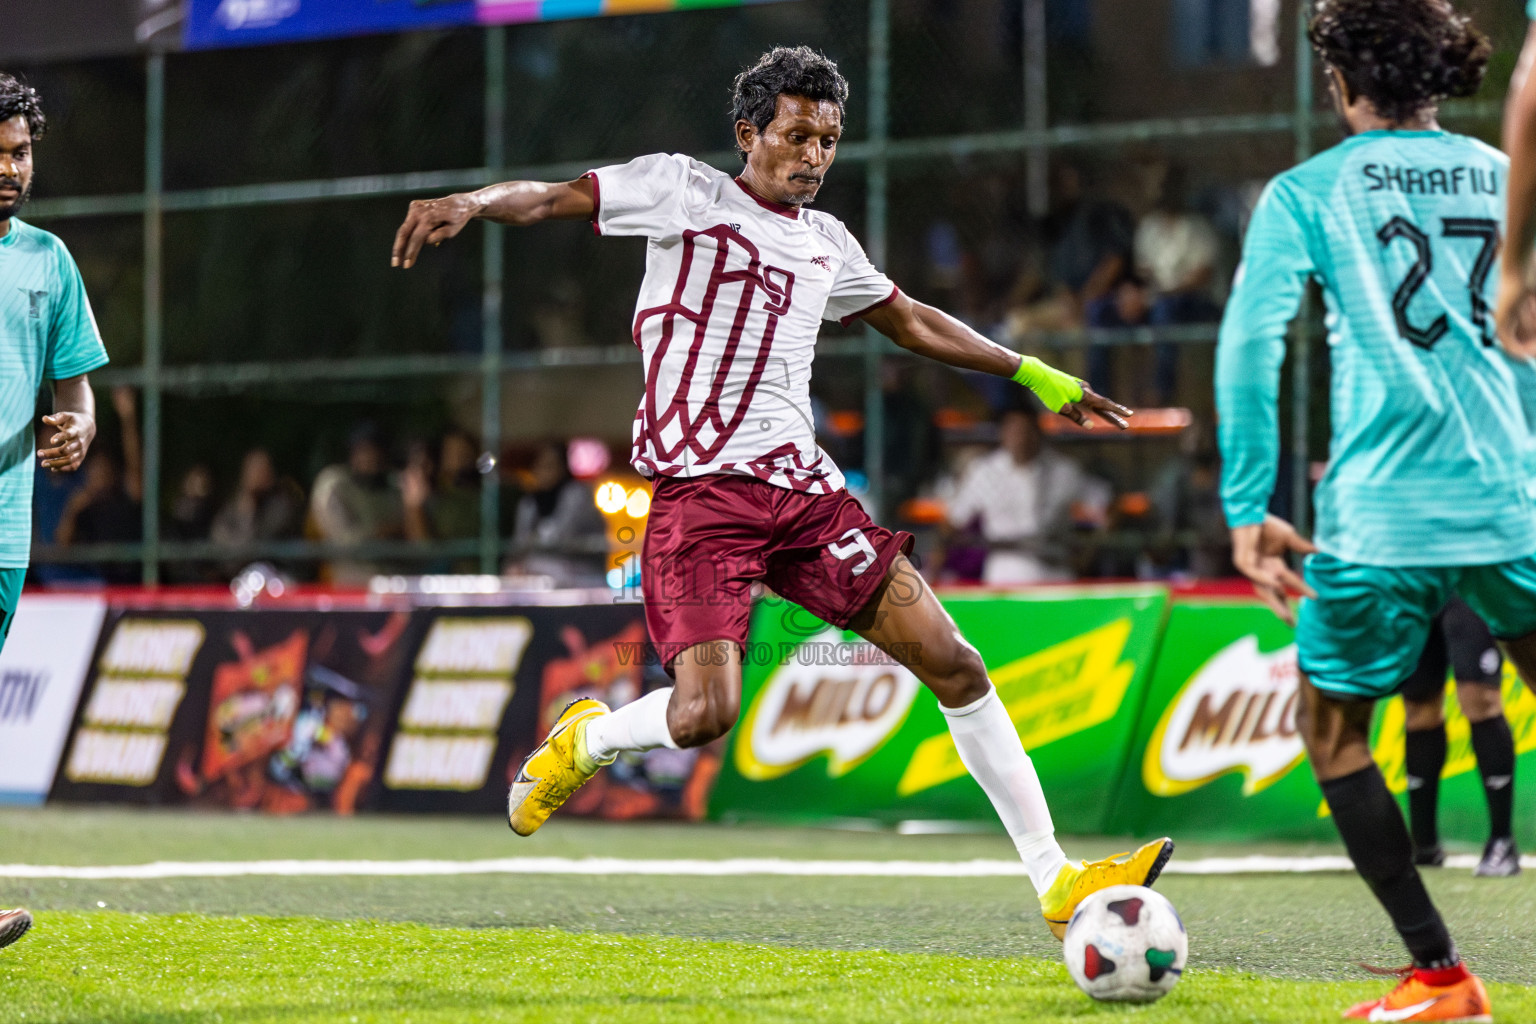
[
  {"x1": 1290, "y1": 2, "x2": 1314, "y2": 536},
  {"x1": 1023, "y1": 0, "x2": 1049, "y2": 218},
  {"x1": 481, "y1": 26, "x2": 506, "y2": 574},
  {"x1": 864, "y1": 0, "x2": 890, "y2": 523},
  {"x1": 142, "y1": 52, "x2": 165, "y2": 585}
]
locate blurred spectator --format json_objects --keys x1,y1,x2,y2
[
  {"x1": 852, "y1": 360, "x2": 943, "y2": 513},
  {"x1": 1046, "y1": 163, "x2": 1136, "y2": 312},
  {"x1": 510, "y1": 442, "x2": 607, "y2": 586},
  {"x1": 999, "y1": 240, "x2": 1080, "y2": 347},
  {"x1": 925, "y1": 220, "x2": 965, "y2": 295},
  {"x1": 404, "y1": 430, "x2": 481, "y2": 544},
  {"x1": 52, "y1": 387, "x2": 143, "y2": 585},
  {"x1": 167, "y1": 465, "x2": 216, "y2": 541},
  {"x1": 309, "y1": 424, "x2": 404, "y2": 586},
  {"x1": 55, "y1": 456, "x2": 141, "y2": 585},
  {"x1": 1148, "y1": 420, "x2": 1232, "y2": 579},
  {"x1": 164, "y1": 463, "x2": 218, "y2": 583},
  {"x1": 531, "y1": 278, "x2": 590, "y2": 349},
  {"x1": 1083, "y1": 273, "x2": 1151, "y2": 400},
  {"x1": 942, "y1": 404, "x2": 1105, "y2": 585},
  {"x1": 1135, "y1": 163, "x2": 1221, "y2": 405},
  {"x1": 211, "y1": 448, "x2": 306, "y2": 573}
]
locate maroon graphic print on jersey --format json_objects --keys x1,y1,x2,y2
[
  {"x1": 633, "y1": 225, "x2": 796, "y2": 472},
  {"x1": 587, "y1": 153, "x2": 899, "y2": 494}
]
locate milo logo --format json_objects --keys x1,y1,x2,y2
[
  {"x1": 733, "y1": 627, "x2": 920, "y2": 781},
  {"x1": 1142, "y1": 636, "x2": 1304, "y2": 797}
]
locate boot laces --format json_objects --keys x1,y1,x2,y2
[
  {"x1": 1356, "y1": 961, "x2": 1417, "y2": 998},
  {"x1": 1078, "y1": 851, "x2": 1132, "y2": 883},
  {"x1": 1355, "y1": 962, "x2": 1414, "y2": 979}
]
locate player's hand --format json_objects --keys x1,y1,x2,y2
[
  {"x1": 1230, "y1": 514, "x2": 1317, "y2": 626},
  {"x1": 1495, "y1": 265, "x2": 1536, "y2": 359},
  {"x1": 38, "y1": 411, "x2": 96, "y2": 473},
  {"x1": 391, "y1": 192, "x2": 482, "y2": 269},
  {"x1": 1059, "y1": 384, "x2": 1132, "y2": 430}
]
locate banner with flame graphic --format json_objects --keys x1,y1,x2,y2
[{"x1": 709, "y1": 587, "x2": 1168, "y2": 832}]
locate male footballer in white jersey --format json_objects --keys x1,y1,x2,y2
[{"x1": 393, "y1": 46, "x2": 1172, "y2": 937}]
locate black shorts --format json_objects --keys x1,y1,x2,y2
[{"x1": 1399, "y1": 595, "x2": 1503, "y2": 702}]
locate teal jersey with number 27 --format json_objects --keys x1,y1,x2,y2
[{"x1": 1217, "y1": 130, "x2": 1536, "y2": 567}]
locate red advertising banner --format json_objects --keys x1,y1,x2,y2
[{"x1": 52, "y1": 606, "x2": 423, "y2": 812}]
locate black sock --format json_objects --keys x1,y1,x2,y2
[
  {"x1": 1405, "y1": 726, "x2": 1446, "y2": 851},
  {"x1": 1469, "y1": 715, "x2": 1516, "y2": 841},
  {"x1": 1321, "y1": 765, "x2": 1458, "y2": 969}
]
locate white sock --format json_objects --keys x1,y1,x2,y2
[
  {"x1": 941, "y1": 686, "x2": 1070, "y2": 894},
  {"x1": 583, "y1": 687, "x2": 680, "y2": 762}
]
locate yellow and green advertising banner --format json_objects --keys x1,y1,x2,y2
[
  {"x1": 708, "y1": 586, "x2": 1170, "y2": 833},
  {"x1": 713, "y1": 588, "x2": 1536, "y2": 846},
  {"x1": 1105, "y1": 598, "x2": 1536, "y2": 845},
  {"x1": 1105, "y1": 599, "x2": 1328, "y2": 840}
]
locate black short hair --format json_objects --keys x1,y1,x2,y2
[
  {"x1": 1308, "y1": 0, "x2": 1490, "y2": 123},
  {"x1": 730, "y1": 46, "x2": 848, "y2": 162},
  {"x1": 0, "y1": 73, "x2": 46, "y2": 140}
]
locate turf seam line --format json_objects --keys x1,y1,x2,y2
[{"x1": 0, "y1": 853, "x2": 1529, "y2": 879}]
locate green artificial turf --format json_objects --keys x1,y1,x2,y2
[
  {"x1": 4, "y1": 808, "x2": 1534, "y2": 982},
  {"x1": 5, "y1": 911, "x2": 1533, "y2": 1024},
  {"x1": 0, "y1": 806, "x2": 1360, "y2": 866},
  {"x1": 1, "y1": 806, "x2": 1532, "y2": 1023}
]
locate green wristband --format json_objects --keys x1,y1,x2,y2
[{"x1": 1010, "y1": 355, "x2": 1083, "y2": 412}]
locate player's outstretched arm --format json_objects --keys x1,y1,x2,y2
[
  {"x1": 38, "y1": 374, "x2": 96, "y2": 473},
  {"x1": 1502, "y1": 20, "x2": 1536, "y2": 355},
  {"x1": 391, "y1": 176, "x2": 596, "y2": 269},
  {"x1": 859, "y1": 293, "x2": 1131, "y2": 429}
]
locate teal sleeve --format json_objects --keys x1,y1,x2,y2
[
  {"x1": 45, "y1": 241, "x2": 109, "y2": 380},
  {"x1": 1529, "y1": 0, "x2": 1535, "y2": 20},
  {"x1": 1216, "y1": 181, "x2": 1315, "y2": 530}
]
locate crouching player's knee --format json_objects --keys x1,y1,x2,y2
[
  {"x1": 666, "y1": 686, "x2": 739, "y2": 748},
  {"x1": 921, "y1": 633, "x2": 991, "y2": 709}
]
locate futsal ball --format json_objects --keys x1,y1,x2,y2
[{"x1": 1063, "y1": 884, "x2": 1187, "y2": 1002}]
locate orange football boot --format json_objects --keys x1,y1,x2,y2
[{"x1": 1343, "y1": 965, "x2": 1492, "y2": 1022}]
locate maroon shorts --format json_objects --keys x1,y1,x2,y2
[{"x1": 641, "y1": 474, "x2": 914, "y2": 674}]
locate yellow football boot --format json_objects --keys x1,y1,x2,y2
[
  {"x1": 507, "y1": 699, "x2": 611, "y2": 837},
  {"x1": 1040, "y1": 837, "x2": 1175, "y2": 940}
]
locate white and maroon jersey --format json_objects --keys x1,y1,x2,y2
[{"x1": 586, "y1": 153, "x2": 898, "y2": 494}]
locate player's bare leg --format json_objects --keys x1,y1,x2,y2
[
  {"x1": 848, "y1": 554, "x2": 1173, "y2": 939},
  {"x1": 1297, "y1": 677, "x2": 1492, "y2": 1021},
  {"x1": 662, "y1": 641, "x2": 744, "y2": 748},
  {"x1": 0, "y1": 908, "x2": 31, "y2": 951}
]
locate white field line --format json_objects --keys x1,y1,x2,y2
[{"x1": 0, "y1": 853, "x2": 1530, "y2": 880}]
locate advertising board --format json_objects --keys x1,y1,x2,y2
[
  {"x1": 709, "y1": 587, "x2": 1169, "y2": 832},
  {"x1": 0, "y1": 596, "x2": 108, "y2": 804}
]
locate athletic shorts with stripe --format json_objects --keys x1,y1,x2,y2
[
  {"x1": 640, "y1": 474, "x2": 914, "y2": 675},
  {"x1": 1296, "y1": 553, "x2": 1536, "y2": 700}
]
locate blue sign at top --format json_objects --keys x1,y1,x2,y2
[{"x1": 184, "y1": 0, "x2": 478, "y2": 50}]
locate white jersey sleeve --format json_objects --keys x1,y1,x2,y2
[
  {"x1": 823, "y1": 228, "x2": 899, "y2": 325},
  {"x1": 587, "y1": 153, "x2": 691, "y2": 239}
]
